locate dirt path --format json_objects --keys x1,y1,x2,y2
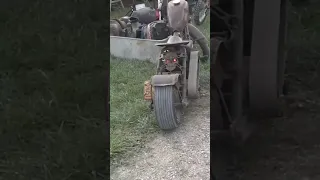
[
  {"x1": 110, "y1": 91, "x2": 210, "y2": 180},
  {"x1": 232, "y1": 97, "x2": 320, "y2": 180}
]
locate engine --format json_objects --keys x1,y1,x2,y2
[
  {"x1": 140, "y1": 21, "x2": 170, "y2": 40},
  {"x1": 159, "y1": 46, "x2": 183, "y2": 73},
  {"x1": 110, "y1": 6, "x2": 171, "y2": 40}
]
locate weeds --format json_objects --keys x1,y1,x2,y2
[{"x1": 0, "y1": 0, "x2": 108, "y2": 179}]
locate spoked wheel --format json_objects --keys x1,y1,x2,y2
[
  {"x1": 193, "y1": 0, "x2": 209, "y2": 25},
  {"x1": 154, "y1": 86, "x2": 182, "y2": 130}
]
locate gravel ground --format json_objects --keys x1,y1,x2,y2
[
  {"x1": 110, "y1": 87, "x2": 320, "y2": 180},
  {"x1": 238, "y1": 113, "x2": 320, "y2": 180},
  {"x1": 228, "y1": 96, "x2": 320, "y2": 180},
  {"x1": 110, "y1": 91, "x2": 210, "y2": 180}
]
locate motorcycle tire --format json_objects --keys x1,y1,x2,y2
[
  {"x1": 193, "y1": 0, "x2": 209, "y2": 25},
  {"x1": 154, "y1": 85, "x2": 182, "y2": 130}
]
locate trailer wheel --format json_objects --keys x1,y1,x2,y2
[{"x1": 154, "y1": 86, "x2": 182, "y2": 130}]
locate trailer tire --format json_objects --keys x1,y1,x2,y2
[{"x1": 154, "y1": 86, "x2": 182, "y2": 130}]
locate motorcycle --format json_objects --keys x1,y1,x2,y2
[{"x1": 144, "y1": 0, "x2": 202, "y2": 130}]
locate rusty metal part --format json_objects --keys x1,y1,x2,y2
[
  {"x1": 155, "y1": 46, "x2": 187, "y2": 107},
  {"x1": 110, "y1": 19, "x2": 127, "y2": 36},
  {"x1": 151, "y1": 74, "x2": 181, "y2": 86},
  {"x1": 249, "y1": 0, "x2": 282, "y2": 114},
  {"x1": 162, "y1": 50, "x2": 180, "y2": 71},
  {"x1": 110, "y1": 20, "x2": 122, "y2": 36},
  {"x1": 144, "y1": 80, "x2": 153, "y2": 101},
  {"x1": 155, "y1": 36, "x2": 189, "y2": 47},
  {"x1": 165, "y1": 60, "x2": 179, "y2": 72}
]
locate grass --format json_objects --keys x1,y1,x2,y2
[
  {"x1": 110, "y1": 58, "x2": 158, "y2": 159},
  {"x1": 0, "y1": 0, "x2": 108, "y2": 179},
  {"x1": 286, "y1": 1, "x2": 320, "y2": 94},
  {"x1": 110, "y1": 6, "x2": 210, "y2": 162}
]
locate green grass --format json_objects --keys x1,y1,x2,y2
[
  {"x1": 286, "y1": 2, "x2": 320, "y2": 93},
  {"x1": 110, "y1": 7, "x2": 210, "y2": 162},
  {"x1": 110, "y1": 58, "x2": 158, "y2": 159},
  {"x1": 0, "y1": 0, "x2": 108, "y2": 179}
]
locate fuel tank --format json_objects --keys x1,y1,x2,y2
[{"x1": 167, "y1": 0, "x2": 189, "y2": 32}]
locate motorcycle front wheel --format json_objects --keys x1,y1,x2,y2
[{"x1": 153, "y1": 85, "x2": 182, "y2": 130}]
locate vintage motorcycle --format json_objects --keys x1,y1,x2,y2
[{"x1": 143, "y1": 0, "x2": 203, "y2": 130}]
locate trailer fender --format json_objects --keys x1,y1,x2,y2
[{"x1": 151, "y1": 74, "x2": 181, "y2": 86}]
